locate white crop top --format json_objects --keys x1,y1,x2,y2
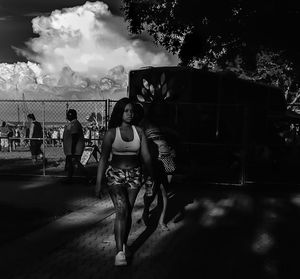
[{"x1": 112, "y1": 125, "x2": 141, "y2": 155}]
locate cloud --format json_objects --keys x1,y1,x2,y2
[
  {"x1": 16, "y1": 1, "x2": 178, "y2": 78},
  {"x1": 0, "y1": 61, "x2": 129, "y2": 100},
  {"x1": 0, "y1": 1, "x2": 178, "y2": 100}
]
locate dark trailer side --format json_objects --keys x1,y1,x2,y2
[{"x1": 128, "y1": 66, "x2": 289, "y2": 185}]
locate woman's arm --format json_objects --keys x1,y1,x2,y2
[{"x1": 95, "y1": 129, "x2": 113, "y2": 198}]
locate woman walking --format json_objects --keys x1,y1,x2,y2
[
  {"x1": 139, "y1": 102, "x2": 176, "y2": 231},
  {"x1": 95, "y1": 98, "x2": 153, "y2": 266}
]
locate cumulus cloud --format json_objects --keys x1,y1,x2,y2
[
  {"x1": 0, "y1": 1, "x2": 178, "y2": 100},
  {"x1": 16, "y1": 1, "x2": 178, "y2": 78}
]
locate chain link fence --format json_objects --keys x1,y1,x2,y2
[
  {"x1": 1, "y1": 99, "x2": 300, "y2": 185},
  {"x1": 0, "y1": 100, "x2": 110, "y2": 176}
]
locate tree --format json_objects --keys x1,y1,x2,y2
[
  {"x1": 225, "y1": 51, "x2": 294, "y2": 95},
  {"x1": 122, "y1": 0, "x2": 300, "y2": 97}
]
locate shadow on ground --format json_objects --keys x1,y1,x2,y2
[
  {"x1": 153, "y1": 183, "x2": 300, "y2": 279},
  {"x1": 0, "y1": 202, "x2": 56, "y2": 245},
  {"x1": 0, "y1": 175, "x2": 99, "y2": 246}
]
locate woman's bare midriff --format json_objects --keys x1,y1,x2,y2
[{"x1": 110, "y1": 154, "x2": 140, "y2": 169}]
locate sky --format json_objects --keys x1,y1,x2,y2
[
  {"x1": 0, "y1": 0, "x2": 178, "y2": 70},
  {"x1": 0, "y1": 0, "x2": 123, "y2": 63},
  {"x1": 0, "y1": 0, "x2": 179, "y2": 100}
]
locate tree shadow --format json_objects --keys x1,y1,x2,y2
[
  {"x1": 129, "y1": 207, "x2": 161, "y2": 256},
  {"x1": 128, "y1": 175, "x2": 196, "y2": 257}
]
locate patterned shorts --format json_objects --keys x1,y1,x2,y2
[{"x1": 105, "y1": 165, "x2": 142, "y2": 189}]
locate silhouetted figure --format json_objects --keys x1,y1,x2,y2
[
  {"x1": 27, "y1": 114, "x2": 44, "y2": 164},
  {"x1": 63, "y1": 109, "x2": 89, "y2": 183}
]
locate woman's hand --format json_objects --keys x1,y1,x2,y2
[{"x1": 95, "y1": 183, "x2": 102, "y2": 199}]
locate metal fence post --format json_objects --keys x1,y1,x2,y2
[
  {"x1": 106, "y1": 99, "x2": 109, "y2": 130},
  {"x1": 42, "y1": 101, "x2": 46, "y2": 176}
]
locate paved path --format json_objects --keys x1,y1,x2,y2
[
  {"x1": 1, "y1": 185, "x2": 191, "y2": 279},
  {"x1": 0, "y1": 175, "x2": 101, "y2": 244},
  {"x1": 1, "y1": 176, "x2": 300, "y2": 279}
]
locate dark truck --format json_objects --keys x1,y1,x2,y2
[{"x1": 128, "y1": 66, "x2": 298, "y2": 185}]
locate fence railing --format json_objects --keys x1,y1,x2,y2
[
  {"x1": 0, "y1": 99, "x2": 115, "y2": 177},
  {"x1": 1, "y1": 100, "x2": 300, "y2": 186}
]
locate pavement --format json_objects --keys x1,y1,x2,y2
[
  {"x1": 1, "y1": 175, "x2": 300, "y2": 279},
  {"x1": 0, "y1": 174, "x2": 194, "y2": 279}
]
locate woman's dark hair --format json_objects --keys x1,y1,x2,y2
[
  {"x1": 27, "y1": 113, "x2": 36, "y2": 121},
  {"x1": 108, "y1": 97, "x2": 133, "y2": 128}
]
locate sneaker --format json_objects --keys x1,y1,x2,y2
[{"x1": 115, "y1": 251, "x2": 127, "y2": 266}]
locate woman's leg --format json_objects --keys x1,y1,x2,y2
[
  {"x1": 157, "y1": 170, "x2": 170, "y2": 230},
  {"x1": 109, "y1": 185, "x2": 129, "y2": 252},
  {"x1": 124, "y1": 187, "x2": 140, "y2": 245},
  {"x1": 158, "y1": 183, "x2": 169, "y2": 229}
]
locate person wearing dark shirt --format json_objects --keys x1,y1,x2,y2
[
  {"x1": 27, "y1": 114, "x2": 44, "y2": 164},
  {"x1": 63, "y1": 109, "x2": 89, "y2": 183}
]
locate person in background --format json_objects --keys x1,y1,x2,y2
[
  {"x1": 138, "y1": 102, "x2": 176, "y2": 231},
  {"x1": 63, "y1": 109, "x2": 90, "y2": 184},
  {"x1": 27, "y1": 114, "x2": 44, "y2": 164},
  {"x1": 0, "y1": 121, "x2": 12, "y2": 152},
  {"x1": 13, "y1": 125, "x2": 21, "y2": 149},
  {"x1": 19, "y1": 126, "x2": 27, "y2": 147},
  {"x1": 95, "y1": 98, "x2": 153, "y2": 266},
  {"x1": 51, "y1": 127, "x2": 59, "y2": 147}
]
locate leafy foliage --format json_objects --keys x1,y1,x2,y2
[
  {"x1": 122, "y1": 1, "x2": 300, "y2": 97},
  {"x1": 122, "y1": 1, "x2": 300, "y2": 64},
  {"x1": 224, "y1": 51, "x2": 294, "y2": 93}
]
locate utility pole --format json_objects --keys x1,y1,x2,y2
[
  {"x1": 97, "y1": 85, "x2": 104, "y2": 128},
  {"x1": 17, "y1": 105, "x2": 20, "y2": 124},
  {"x1": 22, "y1": 92, "x2": 28, "y2": 126}
]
